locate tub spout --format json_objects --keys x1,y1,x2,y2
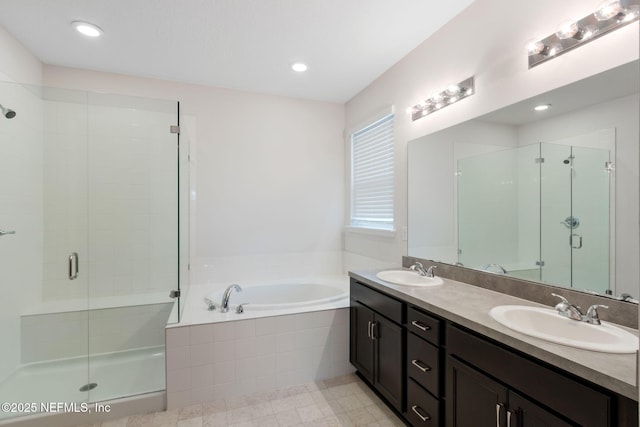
[{"x1": 220, "y1": 284, "x2": 242, "y2": 313}]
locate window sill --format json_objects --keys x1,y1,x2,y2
[{"x1": 344, "y1": 225, "x2": 397, "y2": 238}]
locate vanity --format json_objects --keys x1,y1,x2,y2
[{"x1": 348, "y1": 268, "x2": 638, "y2": 427}]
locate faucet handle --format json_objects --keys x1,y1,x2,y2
[
  {"x1": 204, "y1": 298, "x2": 216, "y2": 311},
  {"x1": 426, "y1": 266, "x2": 437, "y2": 277},
  {"x1": 551, "y1": 293, "x2": 569, "y2": 307},
  {"x1": 585, "y1": 304, "x2": 608, "y2": 325},
  {"x1": 236, "y1": 303, "x2": 248, "y2": 314}
]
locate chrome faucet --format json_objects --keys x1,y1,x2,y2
[
  {"x1": 220, "y1": 284, "x2": 241, "y2": 313},
  {"x1": 409, "y1": 262, "x2": 436, "y2": 278},
  {"x1": 552, "y1": 293, "x2": 608, "y2": 324}
]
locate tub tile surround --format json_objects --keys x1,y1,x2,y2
[
  {"x1": 403, "y1": 256, "x2": 639, "y2": 329},
  {"x1": 165, "y1": 308, "x2": 354, "y2": 409}
]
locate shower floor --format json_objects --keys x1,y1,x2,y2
[{"x1": 0, "y1": 346, "x2": 165, "y2": 421}]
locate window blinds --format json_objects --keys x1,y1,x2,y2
[{"x1": 351, "y1": 113, "x2": 394, "y2": 229}]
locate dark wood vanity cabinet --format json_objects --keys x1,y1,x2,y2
[
  {"x1": 350, "y1": 280, "x2": 404, "y2": 412},
  {"x1": 446, "y1": 324, "x2": 638, "y2": 427},
  {"x1": 349, "y1": 277, "x2": 638, "y2": 427},
  {"x1": 405, "y1": 307, "x2": 443, "y2": 426}
]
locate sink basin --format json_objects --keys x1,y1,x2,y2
[
  {"x1": 376, "y1": 270, "x2": 444, "y2": 287},
  {"x1": 489, "y1": 305, "x2": 638, "y2": 354}
]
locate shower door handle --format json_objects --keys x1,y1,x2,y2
[
  {"x1": 68, "y1": 252, "x2": 79, "y2": 280},
  {"x1": 0, "y1": 229, "x2": 16, "y2": 237},
  {"x1": 570, "y1": 234, "x2": 582, "y2": 249}
]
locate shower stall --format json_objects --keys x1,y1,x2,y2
[
  {"x1": 0, "y1": 81, "x2": 188, "y2": 422},
  {"x1": 457, "y1": 130, "x2": 613, "y2": 294}
]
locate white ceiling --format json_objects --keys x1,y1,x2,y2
[{"x1": 0, "y1": 0, "x2": 474, "y2": 102}]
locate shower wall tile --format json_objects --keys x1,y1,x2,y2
[
  {"x1": 166, "y1": 307, "x2": 354, "y2": 410},
  {"x1": 20, "y1": 302, "x2": 172, "y2": 363}
]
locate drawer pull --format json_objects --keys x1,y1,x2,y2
[
  {"x1": 411, "y1": 320, "x2": 431, "y2": 331},
  {"x1": 411, "y1": 359, "x2": 431, "y2": 373},
  {"x1": 411, "y1": 405, "x2": 431, "y2": 422}
]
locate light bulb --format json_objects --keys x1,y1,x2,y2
[
  {"x1": 556, "y1": 20, "x2": 579, "y2": 39},
  {"x1": 526, "y1": 39, "x2": 545, "y2": 55},
  {"x1": 534, "y1": 104, "x2": 551, "y2": 111},
  {"x1": 431, "y1": 92, "x2": 444, "y2": 102},
  {"x1": 445, "y1": 84, "x2": 461, "y2": 96},
  {"x1": 594, "y1": 0, "x2": 622, "y2": 21}
]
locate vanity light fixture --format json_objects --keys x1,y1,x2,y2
[
  {"x1": 72, "y1": 21, "x2": 103, "y2": 38},
  {"x1": 410, "y1": 77, "x2": 474, "y2": 121},
  {"x1": 527, "y1": 0, "x2": 639, "y2": 68}
]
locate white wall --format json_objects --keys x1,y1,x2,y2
[
  {"x1": 43, "y1": 66, "x2": 346, "y2": 285},
  {"x1": 344, "y1": 0, "x2": 639, "y2": 270},
  {"x1": 0, "y1": 26, "x2": 42, "y2": 382}
]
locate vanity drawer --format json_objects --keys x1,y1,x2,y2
[
  {"x1": 407, "y1": 333, "x2": 440, "y2": 396},
  {"x1": 406, "y1": 378, "x2": 440, "y2": 426},
  {"x1": 350, "y1": 279, "x2": 403, "y2": 324},
  {"x1": 408, "y1": 306, "x2": 441, "y2": 345}
]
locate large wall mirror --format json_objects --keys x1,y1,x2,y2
[{"x1": 408, "y1": 60, "x2": 639, "y2": 300}]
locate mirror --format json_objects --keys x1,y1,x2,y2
[{"x1": 408, "y1": 60, "x2": 639, "y2": 300}]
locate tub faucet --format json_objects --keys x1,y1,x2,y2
[{"x1": 220, "y1": 284, "x2": 242, "y2": 313}]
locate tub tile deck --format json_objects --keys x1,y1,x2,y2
[{"x1": 76, "y1": 374, "x2": 404, "y2": 427}]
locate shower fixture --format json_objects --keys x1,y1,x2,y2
[{"x1": 0, "y1": 104, "x2": 16, "y2": 119}]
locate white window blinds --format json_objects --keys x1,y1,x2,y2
[{"x1": 350, "y1": 113, "x2": 394, "y2": 230}]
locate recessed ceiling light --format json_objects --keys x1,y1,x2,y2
[
  {"x1": 534, "y1": 104, "x2": 551, "y2": 111},
  {"x1": 72, "y1": 21, "x2": 103, "y2": 38},
  {"x1": 291, "y1": 62, "x2": 308, "y2": 73}
]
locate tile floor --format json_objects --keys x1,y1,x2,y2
[{"x1": 77, "y1": 374, "x2": 405, "y2": 427}]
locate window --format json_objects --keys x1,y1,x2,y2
[{"x1": 350, "y1": 113, "x2": 394, "y2": 231}]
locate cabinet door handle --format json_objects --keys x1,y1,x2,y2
[
  {"x1": 496, "y1": 403, "x2": 504, "y2": 427},
  {"x1": 371, "y1": 322, "x2": 377, "y2": 340},
  {"x1": 411, "y1": 359, "x2": 431, "y2": 373},
  {"x1": 507, "y1": 410, "x2": 513, "y2": 427},
  {"x1": 411, "y1": 405, "x2": 431, "y2": 422},
  {"x1": 367, "y1": 321, "x2": 371, "y2": 338},
  {"x1": 68, "y1": 252, "x2": 79, "y2": 280},
  {"x1": 411, "y1": 320, "x2": 431, "y2": 331}
]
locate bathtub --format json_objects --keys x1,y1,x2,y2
[
  {"x1": 165, "y1": 276, "x2": 354, "y2": 408},
  {"x1": 180, "y1": 276, "x2": 350, "y2": 325},
  {"x1": 208, "y1": 282, "x2": 348, "y2": 312}
]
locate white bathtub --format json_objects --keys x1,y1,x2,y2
[
  {"x1": 208, "y1": 282, "x2": 348, "y2": 311},
  {"x1": 179, "y1": 276, "x2": 350, "y2": 325}
]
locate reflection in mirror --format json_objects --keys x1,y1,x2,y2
[{"x1": 408, "y1": 60, "x2": 639, "y2": 300}]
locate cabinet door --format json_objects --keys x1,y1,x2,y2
[
  {"x1": 446, "y1": 356, "x2": 507, "y2": 427},
  {"x1": 350, "y1": 301, "x2": 375, "y2": 383},
  {"x1": 509, "y1": 391, "x2": 574, "y2": 427},
  {"x1": 374, "y1": 314, "x2": 404, "y2": 411}
]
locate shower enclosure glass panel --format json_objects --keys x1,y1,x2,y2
[
  {"x1": 457, "y1": 132, "x2": 613, "y2": 293},
  {"x1": 0, "y1": 81, "x2": 180, "y2": 421},
  {"x1": 540, "y1": 140, "x2": 611, "y2": 294}
]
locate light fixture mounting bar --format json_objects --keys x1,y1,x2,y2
[
  {"x1": 411, "y1": 77, "x2": 475, "y2": 122},
  {"x1": 528, "y1": 0, "x2": 640, "y2": 68}
]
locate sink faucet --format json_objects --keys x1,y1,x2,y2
[
  {"x1": 552, "y1": 293, "x2": 608, "y2": 324},
  {"x1": 220, "y1": 284, "x2": 242, "y2": 313},
  {"x1": 409, "y1": 262, "x2": 436, "y2": 278}
]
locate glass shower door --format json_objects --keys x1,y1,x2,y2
[
  {"x1": 540, "y1": 133, "x2": 613, "y2": 293},
  {"x1": 570, "y1": 145, "x2": 610, "y2": 293}
]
